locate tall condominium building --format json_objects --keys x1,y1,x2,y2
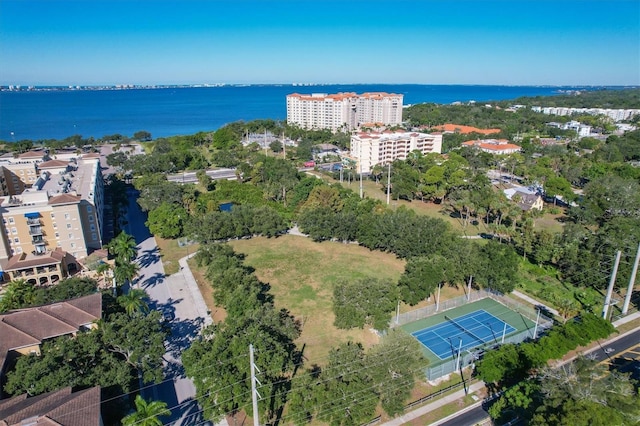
[
  {"x1": 350, "y1": 130, "x2": 443, "y2": 174},
  {"x1": 286, "y1": 92, "x2": 403, "y2": 132},
  {"x1": 0, "y1": 152, "x2": 104, "y2": 285}
]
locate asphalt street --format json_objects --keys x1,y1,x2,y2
[{"x1": 124, "y1": 188, "x2": 219, "y2": 426}]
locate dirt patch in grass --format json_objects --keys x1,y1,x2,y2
[
  {"x1": 188, "y1": 258, "x2": 227, "y2": 324},
  {"x1": 229, "y1": 235, "x2": 406, "y2": 363}
]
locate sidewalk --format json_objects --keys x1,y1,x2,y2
[
  {"x1": 177, "y1": 253, "x2": 213, "y2": 328},
  {"x1": 379, "y1": 381, "x2": 486, "y2": 426},
  {"x1": 613, "y1": 310, "x2": 640, "y2": 327},
  {"x1": 511, "y1": 290, "x2": 559, "y2": 317}
]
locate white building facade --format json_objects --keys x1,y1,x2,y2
[
  {"x1": 286, "y1": 92, "x2": 403, "y2": 132},
  {"x1": 351, "y1": 130, "x2": 443, "y2": 174},
  {"x1": 531, "y1": 106, "x2": 640, "y2": 122}
]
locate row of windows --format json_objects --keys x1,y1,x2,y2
[{"x1": 4, "y1": 210, "x2": 95, "y2": 224}]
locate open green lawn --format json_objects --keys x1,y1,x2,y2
[
  {"x1": 516, "y1": 259, "x2": 604, "y2": 313},
  {"x1": 229, "y1": 235, "x2": 407, "y2": 363}
]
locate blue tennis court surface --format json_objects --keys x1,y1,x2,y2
[{"x1": 411, "y1": 310, "x2": 517, "y2": 360}]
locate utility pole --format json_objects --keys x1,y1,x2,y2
[
  {"x1": 359, "y1": 146, "x2": 363, "y2": 199},
  {"x1": 622, "y1": 242, "x2": 640, "y2": 315},
  {"x1": 282, "y1": 132, "x2": 286, "y2": 159},
  {"x1": 263, "y1": 129, "x2": 267, "y2": 156},
  {"x1": 602, "y1": 251, "x2": 622, "y2": 319},
  {"x1": 386, "y1": 162, "x2": 391, "y2": 205},
  {"x1": 249, "y1": 344, "x2": 261, "y2": 426}
]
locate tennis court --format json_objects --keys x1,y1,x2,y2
[{"x1": 411, "y1": 309, "x2": 516, "y2": 360}]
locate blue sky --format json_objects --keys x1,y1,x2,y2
[{"x1": 0, "y1": 0, "x2": 638, "y2": 86}]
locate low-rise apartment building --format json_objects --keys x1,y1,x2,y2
[
  {"x1": 286, "y1": 92, "x2": 403, "y2": 132},
  {"x1": 531, "y1": 106, "x2": 640, "y2": 122},
  {"x1": 350, "y1": 130, "x2": 443, "y2": 174}
]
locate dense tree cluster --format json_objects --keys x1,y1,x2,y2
[
  {"x1": 333, "y1": 277, "x2": 398, "y2": 330},
  {"x1": 184, "y1": 244, "x2": 301, "y2": 423},
  {"x1": 475, "y1": 313, "x2": 614, "y2": 386},
  {"x1": 0, "y1": 277, "x2": 98, "y2": 312},
  {"x1": 488, "y1": 357, "x2": 640, "y2": 426},
  {"x1": 287, "y1": 331, "x2": 426, "y2": 425}
]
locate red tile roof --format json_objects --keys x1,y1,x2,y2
[
  {"x1": 433, "y1": 124, "x2": 501, "y2": 135},
  {"x1": 462, "y1": 139, "x2": 521, "y2": 152},
  {"x1": 38, "y1": 160, "x2": 69, "y2": 169},
  {"x1": 4, "y1": 249, "x2": 68, "y2": 271},
  {"x1": 48, "y1": 194, "x2": 81, "y2": 206},
  {"x1": 17, "y1": 151, "x2": 45, "y2": 159}
]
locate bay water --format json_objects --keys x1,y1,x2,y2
[{"x1": 0, "y1": 84, "x2": 580, "y2": 141}]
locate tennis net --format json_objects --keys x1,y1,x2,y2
[{"x1": 444, "y1": 315, "x2": 488, "y2": 344}]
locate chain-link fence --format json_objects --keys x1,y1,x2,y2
[{"x1": 392, "y1": 289, "x2": 555, "y2": 381}]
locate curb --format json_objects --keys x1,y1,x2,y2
[{"x1": 429, "y1": 399, "x2": 486, "y2": 426}]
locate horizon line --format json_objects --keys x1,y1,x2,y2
[{"x1": 3, "y1": 82, "x2": 638, "y2": 89}]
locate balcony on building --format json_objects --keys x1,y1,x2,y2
[{"x1": 29, "y1": 225, "x2": 44, "y2": 236}]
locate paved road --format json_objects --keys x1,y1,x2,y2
[
  {"x1": 167, "y1": 168, "x2": 237, "y2": 184},
  {"x1": 124, "y1": 188, "x2": 218, "y2": 425}
]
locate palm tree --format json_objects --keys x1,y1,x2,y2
[
  {"x1": 95, "y1": 262, "x2": 112, "y2": 288},
  {"x1": 122, "y1": 395, "x2": 171, "y2": 426},
  {"x1": 108, "y1": 231, "x2": 137, "y2": 263},
  {"x1": 118, "y1": 289, "x2": 150, "y2": 316},
  {"x1": 0, "y1": 279, "x2": 35, "y2": 312},
  {"x1": 114, "y1": 260, "x2": 140, "y2": 289}
]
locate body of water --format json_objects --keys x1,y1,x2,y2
[{"x1": 0, "y1": 84, "x2": 585, "y2": 141}]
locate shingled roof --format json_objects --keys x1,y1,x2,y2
[
  {"x1": 0, "y1": 386, "x2": 101, "y2": 426},
  {"x1": 0, "y1": 293, "x2": 102, "y2": 390}
]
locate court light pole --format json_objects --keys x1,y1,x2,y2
[
  {"x1": 456, "y1": 337, "x2": 462, "y2": 372},
  {"x1": 532, "y1": 308, "x2": 541, "y2": 339}
]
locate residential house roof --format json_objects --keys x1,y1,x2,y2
[
  {"x1": 0, "y1": 293, "x2": 102, "y2": 386},
  {"x1": 0, "y1": 386, "x2": 101, "y2": 426},
  {"x1": 503, "y1": 187, "x2": 543, "y2": 211}
]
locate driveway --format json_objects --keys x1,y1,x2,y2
[{"x1": 124, "y1": 188, "x2": 220, "y2": 426}]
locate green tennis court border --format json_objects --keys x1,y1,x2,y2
[{"x1": 400, "y1": 297, "x2": 536, "y2": 366}]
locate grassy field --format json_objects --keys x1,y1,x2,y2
[
  {"x1": 516, "y1": 259, "x2": 604, "y2": 313},
  {"x1": 228, "y1": 235, "x2": 407, "y2": 363}
]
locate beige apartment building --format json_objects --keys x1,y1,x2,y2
[
  {"x1": 286, "y1": 92, "x2": 403, "y2": 132},
  {"x1": 350, "y1": 130, "x2": 443, "y2": 174},
  {"x1": 0, "y1": 153, "x2": 104, "y2": 285}
]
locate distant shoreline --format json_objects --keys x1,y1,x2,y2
[{"x1": 2, "y1": 83, "x2": 635, "y2": 93}]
